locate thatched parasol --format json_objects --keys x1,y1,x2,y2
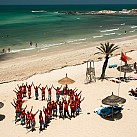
[
  {"x1": 102, "y1": 92, "x2": 126, "y2": 118},
  {"x1": 0, "y1": 102, "x2": 4, "y2": 109},
  {"x1": 117, "y1": 65, "x2": 134, "y2": 79},
  {"x1": 58, "y1": 73, "x2": 75, "y2": 85}
]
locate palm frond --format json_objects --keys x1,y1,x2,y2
[{"x1": 96, "y1": 42, "x2": 119, "y2": 56}]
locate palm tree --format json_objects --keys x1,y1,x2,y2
[{"x1": 97, "y1": 42, "x2": 119, "y2": 80}]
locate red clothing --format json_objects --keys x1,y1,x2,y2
[
  {"x1": 39, "y1": 115, "x2": 44, "y2": 123},
  {"x1": 42, "y1": 88, "x2": 45, "y2": 95},
  {"x1": 74, "y1": 95, "x2": 78, "y2": 101},
  {"x1": 56, "y1": 88, "x2": 60, "y2": 95},
  {"x1": 64, "y1": 103, "x2": 69, "y2": 110},
  {"x1": 48, "y1": 89, "x2": 51, "y2": 95},
  {"x1": 28, "y1": 86, "x2": 31, "y2": 91},
  {"x1": 59, "y1": 103, "x2": 63, "y2": 110},
  {"x1": 52, "y1": 103, "x2": 57, "y2": 109},
  {"x1": 70, "y1": 104, "x2": 76, "y2": 111},
  {"x1": 28, "y1": 91, "x2": 31, "y2": 96},
  {"x1": 35, "y1": 87, "x2": 38, "y2": 93}
]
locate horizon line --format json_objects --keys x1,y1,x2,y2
[{"x1": 1, "y1": 3, "x2": 137, "y2": 6}]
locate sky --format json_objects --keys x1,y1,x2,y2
[{"x1": 0, "y1": 0, "x2": 137, "y2": 5}]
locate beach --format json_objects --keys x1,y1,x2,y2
[
  {"x1": 0, "y1": 34, "x2": 137, "y2": 84},
  {"x1": 0, "y1": 34, "x2": 137, "y2": 137}
]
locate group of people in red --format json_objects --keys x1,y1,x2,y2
[{"x1": 11, "y1": 82, "x2": 85, "y2": 132}]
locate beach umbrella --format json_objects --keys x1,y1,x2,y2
[
  {"x1": 117, "y1": 64, "x2": 133, "y2": 79},
  {"x1": 58, "y1": 73, "x2": 75, "y2": 85},
  {"x1": 102, "y1": 92, "x2": 126, "y2": 118},
  {"x1": 0, "y1": 102, "x2": 4, "y2": 109}
]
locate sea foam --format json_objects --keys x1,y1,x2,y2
[
  {"x1": 93, "y1": 35, "x2": 103, "y2": 38},
  {"x1": 31, "y1": 10, "x2": 47, "y2": 13},
  {"x1": 100, "y1": 28, "x2": 119, "y2": 33}
]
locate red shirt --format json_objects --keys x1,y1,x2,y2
[
  {"x1": 28, "y1": 86, "x2": 31, "y2": 91},
  {"x1": 70, "y1": 103, "x2": 76, "y2": 111},
  {"x1": 35, "y1": 87, "x2": 38, "y2": 93},
  {"x1": 39, "y1": 115, "x2": 44, "y2": 123},
  {"x1": 48, "y1": 89, "x2": 51, "y2": 95},
  {"x1": 59, "y1": 103, "x2": 63, "y2": 110},
  {"x1": 56, "y1": 89, "x2": 60, "y2": 95},
  {"x1": 64, "y1": 103, "x2": 69, "y2": 110},
  {"x1": 42, "y1": 88, "x2": 45, "y2": 95}
]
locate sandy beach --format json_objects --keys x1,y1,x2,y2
[{"x1": 0, "y1": 35, "x2": 137, "y2": 137}]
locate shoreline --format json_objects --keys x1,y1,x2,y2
[{"x1": 0, "y1": 34, "x2": 137, "y2": 84}]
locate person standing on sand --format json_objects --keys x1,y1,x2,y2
[
  {"x1": 26, "y1": 82, "x2": 33, "y2": 99},
  {"x1": 63, "y1": 99, "x2": 71, "y2": 119},
  {"x1": 20, "y1": 105, "x2": 27, "y2": 125},
  {"x1": 26, "y1": 106, "x2": 33, "y2": 128},
  {"x1": 29, "y1": 109, "x2": 39, "y2": 131},
  {"x1": 32, "y1": 83, "x2": 41, "y2": 100},
  {"x1": 39, "y1": 110, "x2": 45, "y2": 131},
  {"x1": 53, "y1": 85, "x2": 62, "y2": 101},
  {"x1": 43, "y1": 107, "x2": 48, "y2": 128},
  {"x1": 58, "y1": 101, "x2": 63, "y2": 118},
  {"x1": 39, "y1": 85, "x2": 47, "y2": 101},
  {"x1": 47, "y1": 86, "x2": 53, "y2": 101}
]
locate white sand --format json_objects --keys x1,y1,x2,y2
[{"x1": 0, "y1": 36, "x2": 137, "y2": 137}]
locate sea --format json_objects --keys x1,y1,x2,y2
[{"x1": 1, "y1": 4, "x2": 137, "y2": 58}]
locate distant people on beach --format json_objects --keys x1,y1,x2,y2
[
  {"x1": 30, "y1": 41, "x2": 33, "y2": 47},
  {"x1": 125, "y1": 30, "x2": 127, "y2": 33},
  {"x1": 2, "y1": 48, "x2": 5, "y2": 53},
  {"x1": 1, "y1": 48, "x2": 11, "y2": 54},
  {"x1": 8, "y1": 48, "x2": 10, "y2": 53},
  {"x1": 35, "y1": 43, "x2": 38, "y2": 48}
]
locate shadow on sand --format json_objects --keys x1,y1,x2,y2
[
  {"x1": 0, "y1": 114, "x2": 5, "y2": 121},
  {"x1": 101, "y1": 113, "x2": 123, "y2": 121}
]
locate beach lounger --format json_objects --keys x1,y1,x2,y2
[
  {"x1": 109, "y1": 64, "x2": 117, "y2": 68},
  {"x1": 94, "y1": 105, "x2": 123, "y2": 118}
]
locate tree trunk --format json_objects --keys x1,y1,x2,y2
[{"x1": 100, "y1": 55, "x2": 109, "y2": 80}]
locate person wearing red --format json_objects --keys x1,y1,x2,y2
[
  {"x1": 63, "y1": 99, "x2": 71, "y2": 119},
  {"x1": 47, "y1": 101, "x2": 52, "y2": 120},
  {"x1": 52, "y1": 101, "x2": 57, "y2": 117},
  {"x1": 39, "y1": 85, "x2": 47, "y2": 101},
  {"x1": 32, "y1": 83, "x2": 41, "y2": 100},
  {"x1": 53, "y1": 85, "x2": 62, "y2": 101},
  {"x1": 29, "y1": 109, "x2": 39, "y2": 131},
  {"x1": 11, "y1": 102, "x2": 21, "y2": 124},
  {"x1": 47, "y1": 86, "x2": 53, "y2": 101},
  {"x1": 74, "y1": 91, "x2": 82, "y2": 101},
  {"x1": 76, "y1": 97, "x2": 85, "y2": 115},
  {"x1": 26, "y1": 82, "x2": 33, "y2": 99},
  {"x1": 70, "y1": 100, "x2": 76, "y2": 118},
  {"x1": 13, "y1": 88, "x2": 23, "y2": 99},
  {"x1": 25, "y1": 106, "x2": 33, "y2": 128},
  {"x1": 22, "y1": 83, "x2": 27, "y2": 97},
  {"x1": 58, "y1": 101, "x2": 63, "y2": 118},
  {"x1": 39, "y1": 110, "x2": 45, "y2": 131},
  {"x1": 43, "y1": 107, "x2": 49, "y2": 128},
  {"x1": 20, "y1": 105, "x2": 27, "y2": 125},
  {"x1": 63, "y1": 86, "x2": 67, "y2": 99}
]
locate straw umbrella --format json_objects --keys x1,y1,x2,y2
[
  {"x1": 117, "y1": 64, "x2": 133, "y2": 79},
  {"x1": 58, "y1": 73, "x2": 75, "y2": 95},
  {"x1": 0, "y1": 102, "x2": 4, "y2": 109},
  {"x1": 58, "y1": 73, "x2": 75, "y2": 85},
  {"x1": 102, "y1": 92, "x2": 126, "y2": 118}
]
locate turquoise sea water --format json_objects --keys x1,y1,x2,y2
[{"x1": 0, "y1": 5, "x2": 137, "y2": 56}]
